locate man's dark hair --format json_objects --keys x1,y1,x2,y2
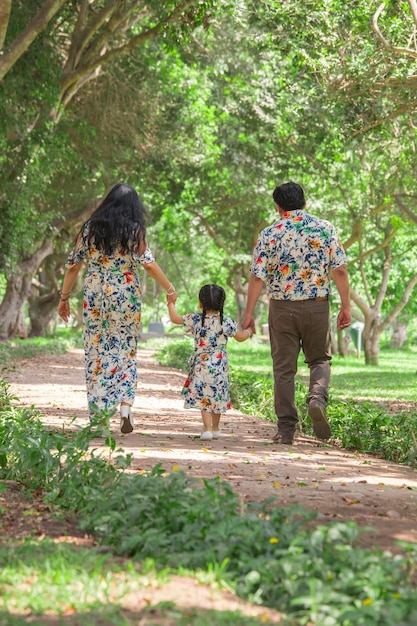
[{"x1": 272, "y1": 181, "x2": 306, "y2": 211}]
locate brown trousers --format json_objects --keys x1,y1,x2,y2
[{"x1": 268, "y1": 298, "x2": 332, "y2": 434}]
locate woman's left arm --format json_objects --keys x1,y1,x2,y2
[{"x1": 142, "y1": 261, "x2": 177, "y2": 302}]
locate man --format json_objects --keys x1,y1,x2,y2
[{"x1": 242, "y1": 181, "x2": 351, "y2": 445}]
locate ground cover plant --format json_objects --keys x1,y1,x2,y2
[{"x1": 1, "y1": 366, "x2": 417, "y2": 625}]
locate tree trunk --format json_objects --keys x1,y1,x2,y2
[
  {"x1": 0, "y1": 241, "x2": 54, "y2": 340},
  {"x1": 336, "y1": 328, "x2": 349, "y2": 356},
  {"x1": 27, "y1": 251, "x2": 72, "y2": 337},
  {"x1": 0, "y1": 0, "x2": 68, "y2": 82},
  {"x1": 390, "y1": 320, "x2": 408, "y2": 348},
  {"x1": 363, "y1": 323, "x2": 381, "y2": 365},
  {"x1": 28, "y1": 292, "x2": 59, "y2": 337}
]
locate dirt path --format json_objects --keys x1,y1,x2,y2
[{"x1": 7, "y1": 346, "x2": 417, "y2": 554}]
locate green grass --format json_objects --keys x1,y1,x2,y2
[
  {"x1": 328, "y1": 349, "x2": 417, "y2": 402},
  {"x1": 228, "y1": 339, "x2": 417, "y2": 403},
  {"x1": 0, "y1": 330, "x2": 82, "y2": 373}
]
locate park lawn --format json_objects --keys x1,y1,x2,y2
[{"x1": 226, "y1": 339, "x2": 417, "y2": 404}]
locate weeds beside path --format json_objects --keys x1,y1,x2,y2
[{"x1": 5, "y1": 346, "x2": 417, "y2": 556}]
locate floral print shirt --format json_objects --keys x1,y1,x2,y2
[{"x1": 250, "y1": 210, "x2": 347, "y2": 300}]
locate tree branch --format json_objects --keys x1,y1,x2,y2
[
  {"x1": 0, "y1": 0, "x2": 68, "y2": 82},
  {"x1": 394, "y1": 193, "x2": 417, "y2": 224},
  {"x1": 0, "y1": 0, "x2": 12, "y2": 50},
  {"x1": 58, "y1": 0, "x2": 197, "y2": 111}
]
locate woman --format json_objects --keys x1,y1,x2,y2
[{"x1": 57, "y1": 183, "x2": 177, "y2": 433}]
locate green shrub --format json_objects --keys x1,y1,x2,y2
[{"x1": 156, "y1": 338, "x2": 193, "y2": 371}]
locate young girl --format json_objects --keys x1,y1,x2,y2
[{"x1": 167, "y1": 284, "x2": 252, "y2": 440}]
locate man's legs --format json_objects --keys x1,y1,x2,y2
[
  {"x1": 301, "y1": 300, "x2": 332, "y2": 439},
  {"x1": 268, "y1": 300, "x2": 301, "y2": 443}
]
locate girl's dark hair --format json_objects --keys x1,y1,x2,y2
[
  {"x1": 81, "y1": 183, "x2": 147, "y2": 255},
  {"x1": 199, "y1": 284, "x2": 226, "y2": 327}
]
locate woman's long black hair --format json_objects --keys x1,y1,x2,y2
[
  {"x1": 80, "y1": 183, "x2": 147, "y2": 255},
  {"x1": 199, "y1": 284, "x2": 226, "y2": 327}
]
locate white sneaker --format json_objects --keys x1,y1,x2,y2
[
  {"x1": 200, "y1": 431, "x2": 213, "y2": 440},
  {"x1": 212, "y1": 430, "x2": 221, "y2": 439},
  {"x1": 120, "y1": 405, "x2": 134, "y2": 434}
]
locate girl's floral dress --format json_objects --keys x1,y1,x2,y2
[
  {"x1": 182, "y1": 312, "x2": 238, "y2": 413},
  {"x1": 65, "y1": 226, "x2": 154, "y2": 417}
]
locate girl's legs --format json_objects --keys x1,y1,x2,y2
[
  {"x1": 200, "y1": 410, "x2": 221, "y2": 440},
  {"x1": 212, "y1": 413, "x2": 221, "y2": 438},
  {"x1": 201, "y1": 409, "x2": 212, "y2": 435}
]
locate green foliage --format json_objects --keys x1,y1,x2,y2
[
  {"x1": 156, "y1": 337, "x2": 193, "y2": 370},
  {"x1": 229, "y1": 368, "x2": 276, "y2": 422},
  {"x1": 0, "y1": 334, "x2": 82, "y2": 374}
]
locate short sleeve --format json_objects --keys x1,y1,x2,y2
[
  {"x1": 134, "y1": 246, "x2": 155, "y2": 264},
  {"x1": 183, "y1": 312, "x2": 200, "y2": 335},
  {"x1": 250, "y1": 230, "x2": 269, "y2": 281},
  {"x1": 223, "y1": 316, "x2": 238, "y2": 337},
  {"x1": 65, "y1": 225, "x2": 89, "y2": 268},
  {"x1": 327, "y1": 223, "x2": 347, "y2": 270}
]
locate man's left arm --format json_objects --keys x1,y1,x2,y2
[
  {"x1": 331, "y1": 264, "x2": 351, "y2": 329},
  {"x1": 242, "y1": 274, "x2": 264, "y2": 334}
]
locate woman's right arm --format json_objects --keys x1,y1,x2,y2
[{"x1": 57, "y1": 262, "x2": 83, "y2": 322}]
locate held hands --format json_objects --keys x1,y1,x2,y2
[
  {"x1": 241, "y1": 314, "x2": 256, "y2": 335},
  {"x1": 166, "y1": 284, "x2": 178, "y2": 304}
]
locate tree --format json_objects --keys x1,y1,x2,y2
[{"x1": 0, "y1": 0, "x2": 216, "y2": 339}]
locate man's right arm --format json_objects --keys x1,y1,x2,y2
[
  {"x1": 331, "y1": 264, "x2": 351, "y2": 329},
  {"x1": 242, "y1": 274, "x2": 264, "y2": 334}
]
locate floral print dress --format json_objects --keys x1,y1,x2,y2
[
  {"x1": 65, "y1": 227, "x2": 154, "y2": 417},
  {"x1": 182, "y1": 312, "x2": 238, "y2": 414}
]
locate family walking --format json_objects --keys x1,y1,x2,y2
[{"x1": 58, "y1": 181, "x2": 350, "y2": 443}]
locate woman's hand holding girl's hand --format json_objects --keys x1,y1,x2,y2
[{"x1": 166, "y1": 290, "x2": 178, "y2": 304}]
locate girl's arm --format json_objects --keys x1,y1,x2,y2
[
  {"x1": 167, "y1": 301, "x2": 183, "y2": 325},
  {"x1": 234, "y1": 328, "x2": 253, "y2": 343}
]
